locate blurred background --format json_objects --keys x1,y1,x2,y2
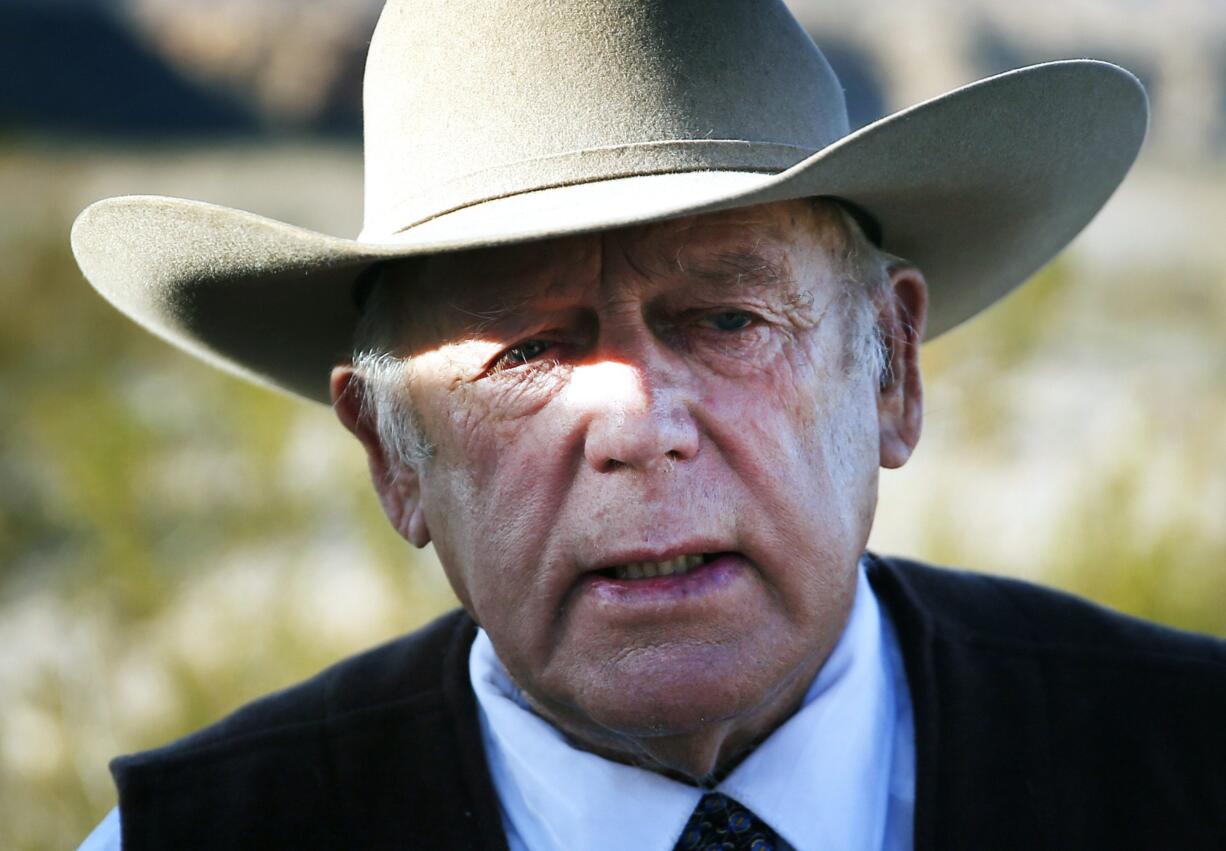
[{"x1": 1, "y1": 0, "x2": 1223, "y2": 847}]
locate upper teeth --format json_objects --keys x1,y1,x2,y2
[{"x1": 612, "y1": 554, "x2": 705, "y2": 580}]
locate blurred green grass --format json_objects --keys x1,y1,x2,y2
[{"x1": 1, "y1": 141, "x2": 1223, "y2": 850}]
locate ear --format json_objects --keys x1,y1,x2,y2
[
  {"x1": 330, "y1": 366, "x2": 432, "y2": 548},
  {"x1": 877, "y1": 265, "x2": 928, "y2": 469}
]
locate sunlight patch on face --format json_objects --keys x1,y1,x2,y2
[{"x1": 561, "y1": 361, "x2": 643, "y2": 411}]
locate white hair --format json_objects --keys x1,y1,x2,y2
[
  {"x1": 350, "y1": 274, "x2": 436, "y2": 469},
  {"x1": 821, "y1": 201, "x2": 900, "y2": 389},
  {"x1": 348, "y1": 199, "x2": 902, "y2": 471}
]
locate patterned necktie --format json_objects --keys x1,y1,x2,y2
[{"x1": 673, "y1": 792, "x2": 782, "y2": 851}]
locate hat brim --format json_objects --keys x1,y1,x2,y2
[{"x1": 71, "y1": 60, "x2": 1147, "y2": 404}]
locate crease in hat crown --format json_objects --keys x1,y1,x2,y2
[{"x1": 359, "y1": 0, "x2": 848, "y2": 240}]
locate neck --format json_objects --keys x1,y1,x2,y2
[{"x1": 520, "y1": 648, "x2": 826, "y2": 785}]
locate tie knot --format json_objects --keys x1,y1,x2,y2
[{"x1": 674, "y1": 793, "x2": 779, "y2": 851}]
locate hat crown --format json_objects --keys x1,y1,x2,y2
[{"x1": 361, "y1": 0, "x2": 848, "y2": 238}]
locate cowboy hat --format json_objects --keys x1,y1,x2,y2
[{"x1": 71, "y1": 0, "x2": 1148, "y2": 405}]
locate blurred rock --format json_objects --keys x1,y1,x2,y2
[
  {"x1": 0, "y1": 0, "x2": 256, "y2": 136},
  {"x1": 121, "y1": 0, "x2": 377, "y2": 133}
]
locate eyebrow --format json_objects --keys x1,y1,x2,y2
[
  {"x1": 448, "y1": 294, "x2": 534, "y2": 333},
  {"x1": 438, "y1": 260, "x2": 580, "y2": 332},
  {"x1": 446, "y1": 289, "x2": 593, "y2": 344},
  {"x1": 675, "y1": 247, "x2": 795, "y2": 293},
  {"x1": 435, "y1": 245, "x2": 800, "y2": 337}
]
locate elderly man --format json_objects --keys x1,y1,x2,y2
[{"x1": 74, "y1": 1, "x2": 1225, "y2": 849}]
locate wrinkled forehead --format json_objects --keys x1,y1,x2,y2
[{"x1": 380, "y1": 199, "x2": 845, "y2": 345}]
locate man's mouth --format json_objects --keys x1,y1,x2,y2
[
  {"x1": 597, "y1": 553, "x2": 722, "y2": 581},
  {"x1": 577, "y1": 551, "x2": 748, "y2": 610}
]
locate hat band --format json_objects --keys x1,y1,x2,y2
[{"x1": 362, "y1": 139, "x2": 816, "y2": 240}]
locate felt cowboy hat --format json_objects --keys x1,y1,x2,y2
[{"x1": 71, "y1": 0, "x2": 1148, "y2": 405}]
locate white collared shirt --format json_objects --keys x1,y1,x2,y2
[{"x1": 470, "y1": 561, "x2": 916, "y2": 851}]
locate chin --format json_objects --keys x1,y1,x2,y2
[{"x1": 569, "y1": 642, "x2": 795, "y2": 738}]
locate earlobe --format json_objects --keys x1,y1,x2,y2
[
  {"x1": 877, "y1": 266, "x2": 928, "y2": 470},
  {"x1": 406, "y1": 501, "x2": 432, "y2": 548},
  {"x1": 330, "y1": 366, "x2": 432, "y2": 548},
  {"x1": 383, "y1": 465, "x2": 432, "y2": 548}
]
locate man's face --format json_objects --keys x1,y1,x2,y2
[{"x1": 365, "y1": 201, "x2": 900, "y2": 769}]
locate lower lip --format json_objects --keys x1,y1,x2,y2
[{"x1": 579, "y1": 553, "x2": 746, "y2": 605}]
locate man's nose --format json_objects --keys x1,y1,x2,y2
[{"x1": 565, "y1": 360, "x2": 700, "y2": 473}]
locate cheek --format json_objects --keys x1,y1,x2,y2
[
  {"x1": 712, "y1": 334, "x2": 879, "y2": 551},
  {"x1": 779, "y1": 331, "x2": 879, "y2": 473},
  {"x1": 713, "y1": 331, "x2": 854, "y2": 466},
  {"x1": 415, "y1": 375, "x2": 542, "y2": 494},
  {"x1": 413, "y1": 381, "x2": 578, "y2": 623},
  {"x1": 425, "y1": 457, "x2": 561, "y2": 629}
]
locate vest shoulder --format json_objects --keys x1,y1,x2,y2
[
  {"x1": 868, "y1": 554, "x2": 1226, "y2": 677},
  {"x1": 869, "y1": 556, "x2": 1226, "y2": 847},
  {"x1": 112, "y1": 607, "x2": 476, "y2": 774}
]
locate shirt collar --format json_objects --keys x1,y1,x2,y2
[{"x1": 469, "y1": 559, "x2": 898, "y2": 851}]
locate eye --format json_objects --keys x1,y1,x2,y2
[
  {"x1": 708, "y1": 310, "x2": 754, "y2": 331},
  {"x1": 492, "y1": 339, "x2": 552, "y2": 371}
]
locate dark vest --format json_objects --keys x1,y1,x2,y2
[{"x1": 112, "y1": 556, "x2": 1226, "y2": 849}]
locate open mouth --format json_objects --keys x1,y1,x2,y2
[{"x1": 596, "y1": 552, "x2": 723, "y2": 581}]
